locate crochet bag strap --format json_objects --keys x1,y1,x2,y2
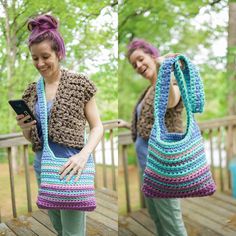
[
  {"x1": 36, "y1": 77, "x2": 51, "y2": 149},
  {"x1": 37, "y1": 77, "x2": 88, "y2": 150},
  {"x1": 154, "y1": 55, "x2": 204, "y2": 131},
  {"x1": 154, "y1": 56, "x2": 192, "y2": 135},
  {"x1": 176, "y1": 55, "x2": 205, "y2": 113}
]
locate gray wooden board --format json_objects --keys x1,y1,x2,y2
[
  {"x1": 183, "y1": 216, "x2": 223, "y2": 236},
  {"x1": 212, "y1": 193, "x2": 236, "y2": 206},
  {"x1": 87, "y1": 219, "x2": 117, "y2": 236},
  {"x1": 129, "y1": 210, "x2": 156, "y2": 234},
  {"x1": 6, "y1": 216, "x2": 37, "y2": 236},
  {"x1": 39, "y1": 209, "x2": 48, "y2": 215},
  {"x1": 182, "y1": 201, "x2": 236, "y2": 236},
  {"x1": 0, "y1": 137, "x2": 29, "y2": 148},
  {"x1": 183, "y1": 197, "x2": 236, "y2": 220},
  {"x1": 139, "y1": 208, "x2": 149, "y2": 217},
  {"x1": 26, "y1": 216, "x2": 56, "y2": 236},
  {"x1": 96, "y1": 188, "x2": 117, "y2": 199},
  {"x1": 119, "y1": 215, "x2": 154, "y2": 236},
  {"x1": 196, "y1": 196, "x2": 236, "y2": 213},
  {"x1": 87, "y1": 211, "x2": 118, "y2": 232},
  {"x1": 0, "y1": 223, "x2": 17, "y2": 236},
  {"x1": 96, "y1": 197, "x2": 117, "y2": 212},
  {"x1": 118, "y1": 226, "x2": 136, "y2": 236},
  {"x1": 95, "y1": 202, "x2": 118, "y2": 221},
  {"x1": 140, "y1": 208, "x2": 225, "y2": 236},
  {"x1": 96, "y1": 191, "x2": 117, "y2": 205},
  {"x1": 182, "y1": 199, "x2": 236, "y2": 232},
  {"x1": 97, "y1": 188, "x2": 117, "y2": 198},
  {"x1": 31, "y1": 210, "x2": 57, "y2": 234}
]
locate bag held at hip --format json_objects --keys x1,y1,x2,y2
[{"x1": 36, "y1": 77, "x2": 96, "y2": 210}]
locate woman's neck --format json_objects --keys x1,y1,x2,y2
[
  {"x1": 151, "y1": 72, "x2": 157, "y2": 86},
  {"x1": 44, "y1": 68, "x2": 61, "y2": 84},
  {"x1": 150, "y1": 65, "x2": 160, "y2": 86}
]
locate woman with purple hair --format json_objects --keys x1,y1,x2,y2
[
  {"x1": 127, "y1": 38, "x2": 188, "y2": 236},
  {"x1": 16, "y1": 14, "x2": 103, "y2": 236}
]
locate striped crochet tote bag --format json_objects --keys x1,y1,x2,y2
[
  {"x1": 142, "y1": 55, "x2": 216, "y2": 198},
  {"x1": 36, "y1": 77, "x2": 96, "y2": 210}
]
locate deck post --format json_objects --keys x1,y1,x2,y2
[
  {"x1": 7, "y1": 147, "x2": 17, "y2": 218},
  {"x1": 23, "y1": 145, "x2": 32, "y2": 213},
  {"x1": 122, "y1": 144, "x2": 131, "y2": 213}
]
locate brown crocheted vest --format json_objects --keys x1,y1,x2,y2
[
  {"x1": 22, "y1": 68, "x2": 97, "y2": 151},
  {"x1": 131, "y1": 86, "x2": 183, "y2": 142}
]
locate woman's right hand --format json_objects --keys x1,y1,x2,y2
[
  {"x1": 16, "y1": 114, "x2": 36, "y2": 131},
  {"x1": 117, "y1": 119, "x2": 131, "y2": 129},
  {"x1": 156, "y1": 53, "x2": 184, "y2": 70}
]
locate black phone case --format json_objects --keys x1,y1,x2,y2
[{"x1": 8, "y1": 99, "x2": 36, "y2": 123}]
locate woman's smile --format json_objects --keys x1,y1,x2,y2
[{"x1": 129, "y1": 49, "x2": 157, "y2": 82}]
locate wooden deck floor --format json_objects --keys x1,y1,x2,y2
[
  {"x1": 119, "y1": 193, "x2": 236, "y2": 236},
  {"x1": 0, "y1": 188, "x2": 118, "y2": 236}
]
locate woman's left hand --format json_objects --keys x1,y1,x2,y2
[{"x1": 59, "y1": 152, "x2": 89, "y2": 182}]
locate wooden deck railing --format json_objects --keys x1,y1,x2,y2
[
  {"x1": 0, "y1": 120, "x2": 119, "y2": 222},
  {"x1": 118, "y1": 116, "x2": 236, "y2": 213}
]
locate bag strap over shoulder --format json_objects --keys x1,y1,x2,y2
[
  {"x1": 36, "y1": 77, "x2": 50, "y2": 147},
  {"x1": 154, "y1": 57, "x2": 192, "y2": 133},
  {"x1": 154, "y1": 55, "x2": 205, "y2": 119},
  {"x1": 175, "y1": 55, "x2": 205, "y2": 113}
]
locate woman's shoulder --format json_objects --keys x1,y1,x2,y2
[
  {"x1": 61, "y1": 68, "x2": 90, "y2": 84},
  {"x1": 61, "y1": 68, "x2": 97, "y2": 101},
  {"x1": 22, "y1": 82, "x2": 37, "y2": 98}
]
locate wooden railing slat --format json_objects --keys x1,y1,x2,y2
[
  {"x1": 209, "y1": 129, "x2": 215, "y2": 181},
  {"x1": 122, "y1": 145, "x2": 131, "y2": 213},
  {"x1": 110, "y1": 129, "x2": 116, "y2": 191},
  {"x1": 23, "y1": 145, "x2": 32, "y2": 213},
  {"x1": 7, "y1": 148, "x2": 17, "y2": 218},
  {"x1": 93, "y1": 150, "x2": 97, "y2": 188},
  {"x1": 217, "y1": 127, "x2": 224, "y2": 192},
  {"x1": 101, "y1": 135, "x2": 107, "y2": 188}
]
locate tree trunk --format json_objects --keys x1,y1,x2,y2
[
  {"x1": 2, "y1": 0, "x2": 19, "y2": 174},
  {"x1": 227, "y1": 2, "x2": 236, "y2": 157},
  {"x1": 227, "y1": 2, "x2": 236, "y2": 116}
]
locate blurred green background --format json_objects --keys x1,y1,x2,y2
[
  {"x1": 0, "y1": 0, "x2": 118, "y2": 135},
  {"x1": 118, "y1": 0, "x2": 236, "y2": 123}
]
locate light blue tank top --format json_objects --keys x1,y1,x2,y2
[
  {"x1": 135, "y1": 102, "x2": 149, "y2": 170},
  {"x1": 34, "y1": 100, "x2": 82, "y2": 174}
]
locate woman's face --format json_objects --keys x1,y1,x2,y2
[
  {"x1": 30, "y1": 40, "x2": 60, "y2": 78},
  {"x1": 129, "y1": 49, "x2": 157, "y2": 82}
]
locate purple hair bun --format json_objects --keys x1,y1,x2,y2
[
  {"x1": 127, "y1": 38, "x2": 160, "y2": 59},
  {"x1": 27, "y1": 14, "x2": 65, "y2": 59},
  {"x1": 28, "y1": 14, "x2": 58, "y2": 32}
]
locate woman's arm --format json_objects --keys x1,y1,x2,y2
[
  {"x1": 16, "y1": 114, "x2": 36, "y2": 141},
  {"x1": 168, "y1": 74, "x2": 181, "y2": 108},
  {"x1": 156, "y1": 54, "x2": 182, "y2": 109},
  {"x1": 81, "y1": 97, "x2": 104, "y2": 156},
  {"x1": 59, "y1": 97, "x2": 103, "y2": 181}
]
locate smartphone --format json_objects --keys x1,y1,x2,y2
[{"x1": 8, "y1": 99, "x2": 36, "y2": 123}]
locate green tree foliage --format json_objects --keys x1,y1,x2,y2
[
  {"x1": 119, "y1": 0, "x2": 228, "y2": 122},
  {"x1": 0, "y1": 0, "x2": 118, "y2": 134}
]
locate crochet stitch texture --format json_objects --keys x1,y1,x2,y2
[
  {"x1": 22, "y1": 68, "x2": 97, "y2": 152},
  {"x1": 36, "y1": 77, "x2": 96, "y2": 210},
  {"x1": 131, "y1": 85, "x2": 184, "y2": 142},
  {"x1": 142, "y1": 55, "x2": 216, "y2": 198}
]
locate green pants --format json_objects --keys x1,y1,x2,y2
[
  {"x1": 35, "y1": 172, "x2": 86, "y2": 236},
  {"x1": 140, "y1": 169, "x2": 188, "y2": 236}
]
